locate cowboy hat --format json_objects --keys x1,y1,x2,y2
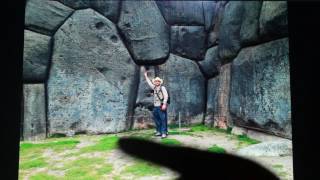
[{"x1": 152, "y1": 77, "x2": 163, "y2": 84}]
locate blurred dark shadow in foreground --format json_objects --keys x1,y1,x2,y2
[{"x1": 118, "y1": 137, "x2": 279, "y2": 180}]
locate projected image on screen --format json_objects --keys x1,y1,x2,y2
[{"x1": 20, "y1": 1, "x2": 291, "y2": 179}]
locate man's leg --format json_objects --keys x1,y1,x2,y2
[
  {"x1": 159, "y1": 110, "x2": 167, "y2": 137},
  {"x1": 152, "y1": 107, "x2": 161, "y2": 135},
  {"x1": 164, "y1": 110, "x2": 168, "y2": 134}
]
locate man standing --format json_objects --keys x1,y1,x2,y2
[{"x1": 143, "y1": 67, "x2": 169, "y2": 138}]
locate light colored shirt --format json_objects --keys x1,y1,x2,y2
[{"x1": 145, "y1": 77, "x2": 169, "y2": 107}]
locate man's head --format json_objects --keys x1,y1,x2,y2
[{"x1": 152, "y1": 77, "x2": 163, "y2": 86}]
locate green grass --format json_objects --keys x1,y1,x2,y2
[
  {"x1": 20, "y1": 140, "x2": 80, "y2": 155},
  {"x1": 123, "y1": 161, "x2": 163, "y2": 177},
  {"x1": 168, "y1": 130, "x2": 193, "y2": 136},
  {"x1": 187, "y1": 124, "x2": 231, "y2": 134},
  {"x1": 128, "y1": 131, "x2": 154, "y2": 140},
  {"x1": 188, "y1": 124, "x2": 211, "y2": 132},
  {"x1": 236, "y1": 134, "x2": 261, "y2": 148},
  {"x1": 272, "y1": 164, "x2": 284, "y2": 169},
  {"x1": 63, "y1": 157, "x2": 113, "y2": 179},
  {"x1": 278, "y1": 171, "x2": 288, "y2": 178},
  {"x1": 161, "y1": 138, "x2": 182, "y2": 146},
  {"x1": 208, "y1": 145, "x2": 226, "y2": 154},
  {"x1": 79, "y1": 135, "x2": 119, "y2": 153},
  {"x1": 29, "y1": 172, "x2": 58, "y2": 180},
  {"x1": 64, "y1": 157, "x2": 105, "y2": 169},
  {"x1": 19, "y1": 157, "x2": 48, "y2": 170},
  {"x1": 237, "y1": 134, "x2": 260, "y2": 144},
  {"x1": 97, "y1": 164, "x2": 113, "y2": 175}
]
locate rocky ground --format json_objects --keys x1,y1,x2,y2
[{"x1": 18, "y1": 125, "x2": 292, "y2": 180}]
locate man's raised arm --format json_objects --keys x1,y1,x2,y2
[{"x1": 143, "y1": 67, "x2": 155, "y2": 89}]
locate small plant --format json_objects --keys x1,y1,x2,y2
[
  {"x1": 208, "y1": 145, "x2": 226, "y2": 154},
  {"x1": 272, "y1": 164, "x2": 284, "y2": 169},
  {"x1": 226, "y1": 127, "x2": 233, "y2": 134},
  {"x1": 236, "y1": 134, "x2": 261, "y2": 149},
  {"x1": 237, "y1": 134, "x2": 260, "y2": 144},
  {"x1": 161, "y1": 138, "x2": 182, "y2": 146}
]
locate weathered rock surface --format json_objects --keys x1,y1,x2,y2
[
  {"x1": 157, "y1": 54, "x2": 206, "y2": 125},
  {"x1": 25, "y1": 0, "x2": 74, "y2": 35},
  {"x1": 132, "y1": 106, "x2": 155, "y2": 130},
  {"x1": 23, "y1": 84, "x2": 46, "y2": 140},
  {"x1": 231, "y1": 126, "x2": 248, "y2": 136},
  {"x1": 156, "y1": 0, "x2": 204, "y2": 25},
  {"x1": 198, "y1": 46, "x2": 220, "y2": 78},
  {"x1": 229, "y1": 38, "x2": 291, "y2": 138},
  {"x1": 57, "y1": 0, "x2": 121, "y2": 23},
  {"x1": 203, "y1": 1, "x2": 217, "y2": 31},
  {"x1": 207, "y1": 1, "x2": 228, "y2": 47},
  {"x1": 237, "y1": 140, "x2": 292, "y2": 156},
  {"x1": 213, "y1": 63, "x2": 232, "y2": 129},
  {"x1": 48, "y1": 9, "x2": 139, "y2": 135},
  {"x1": 240, "y1": 1, "x2": 263, "y2": 46},
  {"x1": 218, "y1": 1, "x2": 244, "y2": 63},
  {"x1": 56, "y1": 0, "x2": 91, "y2": 9},
  {"x1": 246, "y1": 129, "x2": 287, "y2": 142},
  {"x1": 118, "y1": 0, "x2": 169, "y2": 64},
  {"x1": 170, "y1": 26, "x2": 206, "y2": 61},
  {"x1": 23, "y1": 30, "x2": 51, "y2": 82},
  {"x1": 204, "y1": 76, "x2": 219, "y2": 126},
  {"x1": 259, "y1": 1, "x2": 288, "y2": 41}
]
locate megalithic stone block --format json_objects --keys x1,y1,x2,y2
[
  {"x1": 25, "y1": 0, "x2": 74, "y2": 35},
  {"x1": 48, "y1": 9, "x2": 139, "y2": 135},
  {"x1": 23, "y1": 84, "x2": 46, "y2": 141}
]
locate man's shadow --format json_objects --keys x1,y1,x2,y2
[{"x1": 118, "y1": 137, "x2": 279, "y2": 180}]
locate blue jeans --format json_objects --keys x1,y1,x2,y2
[{"x1": 152, "y1": 106, "x2": 168, "y2": 134}]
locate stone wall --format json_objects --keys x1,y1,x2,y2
[{"x1": 22, "y1": 1, "x2": 291, "y2": 139}]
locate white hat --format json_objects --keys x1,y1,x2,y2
[{"x1": 152, "y1": 77, "x2": 163, "y2": 84}]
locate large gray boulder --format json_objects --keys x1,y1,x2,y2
[
  {"x1": 229, "y1": 38, "x2": 291, "y2": 138},
  {"x1": 237, "y1": 140, "x2": 292, "y2": 157},
  {"x1": 118, "y1": 0, "x2": 169, "y2": 64},
  {"x1": 204, "y1": 76, "x2": 219, "y2": 126},
  {"x1": 198, "y1": 46, "x2": 220, "y2": 78},
  {"x1": 25, "y1": 0, "x2": 74, "y2": 35},
  {"x1": 240, "y1": 1, "x2": 263, "y2": 46},
  {"x1": 207, "y1": 1, "x2": 228, "y2": 47},
  {"x1": 218, "y1": 1, "x2": 244, "y2": 63},
  {"x1": 259, "y1": 1, "x2": 288, "y2": 41},
  {"x1": 156, "y1": 0, "x2": 204, "y2": 26},
  {"x1": 157, "y1": 54, "x2": 206, "y2": 125},
  {"x1": 56, "y1": 0, "x2": 121, "y2": 23},
  {"x1": 48, "y1": 9, "x2": 139, "y2": 135},
  {"x1": 23, "y1": 30, "x2": 51, "y2": 82},
  {"x1": 23, "y1": 84, "x2": 46, "y2": 141},
  {"x1": 170, "y1": 26, "x2": 206, "y2": 61}
]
